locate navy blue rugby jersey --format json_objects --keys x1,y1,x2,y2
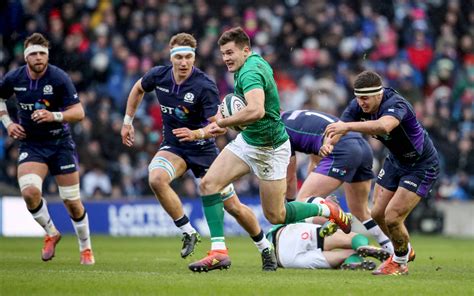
[
  {"x1": 341, "y1": 87, "x2": 437, "y2": 164},
  {"x1": 281, "y1": 109, "x2": 361, "y2": 155},
  {"x1": 141, "y1": 65, "x2": 220, "y2": 148},
  {"x1": 0, "y1": 65, "x2": 80, "y2": 141}
]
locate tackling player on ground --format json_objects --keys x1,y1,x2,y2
[
  {"x1": 266, "y1": 198, "x2": 391, "y2": 271},
  {"x1": 282, "y1": 109, "x2": 393, "y2": 253},
  {"x1": 120, "y1": 33, "x2": 275, "y2": 267},
  {"x1": 324, "y1": 70, "x2": 440, "y2": 275},
  {"x1": 189, "y1": 27, "x2": 352, "y2": 272},
  {"x1": 0, "y1": 33, "x2": 94, "y2": 265}
]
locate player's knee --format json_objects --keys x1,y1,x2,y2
[
  {"x1": 148, "y1": 174, "x2": 170, "y2": 191},
  {"x1": 58, "y1": 184, "x2": 81, "y2": 201},
  {"x1": 199, "y1": 177, "x2": 219, "y2": 195},
  {"x1": 19, "y1": 174, "x2": 43, "y2": 202},
  {"x1": 264, "y1": 210, "x2": 285, "y2": 224}
]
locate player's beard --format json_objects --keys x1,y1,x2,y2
[{"x1": 29, "y1": 62, "x2": 47, "y2": 74}]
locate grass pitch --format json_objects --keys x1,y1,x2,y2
[{"x1": 1, "y1": 235, "x2": 473, "y2": 295}]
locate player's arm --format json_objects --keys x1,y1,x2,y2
[
  {"x1": 319, "y1": 133, "x2": 342, "y2": 157},
  {"x1": 325, "y1": 116, "x2": 400, "y2": 138},
  {"x1": 215, "y1": 88, "x2": 265, "y2": 128},
  {"x1": 173, "y1": 112, "x2": 227, "y2": 142},
  {"x1": 31, "y1": 102, "x2": 84, "y2": 124},
  {"x1": 61, "y1": 103, "x2": 84, "y2": 122},
  {"x1": 1, "y1": 98, "x2": 26, "y2": 140},
  {"x1": 121, "y1": 78, "x2": 146, "y2": 147}
]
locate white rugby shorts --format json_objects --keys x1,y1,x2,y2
[{"x1": 225, "y1": 134, "x2": 290, "y2": 180}]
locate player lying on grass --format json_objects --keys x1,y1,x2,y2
[{"x1": 266, "y1": 205, "x2": 390, "y2": 270}]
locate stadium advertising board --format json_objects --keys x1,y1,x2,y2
[{"x1": 0, "y1": 196, "x2": 273, "y2": 237}]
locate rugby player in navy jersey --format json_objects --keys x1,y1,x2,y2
[
  {"x1": 0, "y1": 33, "x2": 94, "y2": 265},
  {"x1": 325, "y1": 71, "x2": 440, "y2": 275},
  {"x1": 120, "y1": 33, "x2": 275, "y2": 267},
  {"x1": 282, "y1": 109, "x2": 393, "y2": 253}
]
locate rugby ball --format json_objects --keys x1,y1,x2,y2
[{"x1": 220, "y1": 93, "x2": 247, "y2": 131}]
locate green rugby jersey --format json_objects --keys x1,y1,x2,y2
[{"x1": 233, "y1": 53, "x2": 288, "y2": 148}]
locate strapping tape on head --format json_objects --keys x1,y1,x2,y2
[
  {"x1": 24, "y1": 45, "x2": 49, "y2": 59},
  {"x1": 170, "y1": 46, "x2": 195, "y2": 58},
  {"x1": 354, "y1": 86, "x2": 383, "y2": 97}
]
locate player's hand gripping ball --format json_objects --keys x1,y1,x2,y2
[{"x1": 220, "y1": 93, "x2": 247, "y2": 132}]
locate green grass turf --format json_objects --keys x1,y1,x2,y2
[{"x1": 1, "y1": 235, "x2": 473, "y2": 296}]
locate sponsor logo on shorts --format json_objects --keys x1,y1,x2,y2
[
  {"x1": 403, "y1": 151, "x2": 417, "y2": 158},
  {"x1": 403, "y1": 180, "x2": 418, "y2": 188},
  {"x1": 60, "y1": 164, "x2": 76, "y2": 170},
  {"x1": 14, "y1": 87, "x2": 27, "y2": 91},
  {"x1": 331, "y1": 168, "x2": 347, "y2": 176},
  {"x1": 19, "y1": 152, "x2": 28, "y2": 162},
  {"x1": 377, "y1": 169, "x2": 385, "y2": 179}
]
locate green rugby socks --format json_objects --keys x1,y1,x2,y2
[{"x1": 202, "y1": 193, "x2": 226, "y2": 250}]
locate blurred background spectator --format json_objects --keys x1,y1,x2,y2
[{"x1": 1, "y1": 0, "x2": 472, "y2": 201}]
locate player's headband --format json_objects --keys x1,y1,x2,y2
[
  {"x1": 24, "y1": 45, "x2": 49, "y2": 59},
  {"x1": 354, "y1": 86, "x2": 383, "y2": 97},
  {"x1": 170, "y1": 46, "x2": 195, "y2": 58}
]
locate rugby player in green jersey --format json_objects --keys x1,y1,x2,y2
[{"x1": 188, "y1": 27, "x2": 352, "y2": 272}]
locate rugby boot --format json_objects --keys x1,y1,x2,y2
[
  {"x1": 357, "y1": 245, "x2": 391, "y2": 262},
  {"x1": 341, "y1": 260, "x2": 377, "y2": 271},
  {"x1": 372, "y1": 255, "x2": 408, "y2": 275},
  {"x1": 41, "y1": 233, "x2": 61, "y2": 261},
  {"x1": 323, "y1": 199, "x2": 352, "y2": 234},
  {"x1": 261, "y1": 247, "x2": 277, "y2": 271},
  {"x1": 189, "y1": 249, "x2": 231, "y2": 272},
  {"x1": 181, "y1": 232, "x2": 201, "y2": 258},
  {"x1": 80, "y1": 249, "x2": 95, "y2": 265},
  {"x1": 319, "y1": 220, "x2": 339, "y2": 238}
]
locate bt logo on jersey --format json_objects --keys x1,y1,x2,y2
[
  {"x1": 160, "y1": 105, "x2": 190, "y2": 120},
  {"x1": 19, "y1": 103, "x2": 35, "y2": 110}
]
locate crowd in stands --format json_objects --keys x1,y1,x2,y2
[{"x1": 1, "y1": 0, "x2": 472, "y2": 201}]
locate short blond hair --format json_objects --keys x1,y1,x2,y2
[{"x1": 169, "y1": 33, "x2": 197, "y2": 48}]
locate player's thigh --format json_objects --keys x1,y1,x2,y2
[
  {"x1": 201, "y1": 148, "x2": 250, "y2": 192},
  {"x1": 149, "y1": 150, "x2": 187, "y2": 182},
  {"x1": 385, "y1": 187, "x2": 421, "y2": 223},
  {"x1": 297, "y1": 173, "x2": 343, "y2": 200},
  {"x1": 18, "y1": 162, "x2": 49, "y2": 179},
  {"x1": 55, "y1": 171, "x2": 80, "y2": 186},
  {"x1": 259, "y1": 178, "x2": 286, "y2": 217},
  {"x1": 322, "y1": 249, "x2": 355, "y2": 268},
  {"x1": 343, "y1": 180, "x2": 371, "y2": 217},
  {"x1": 372, "y1": 183, "x2": 395, "y2": 219}
]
